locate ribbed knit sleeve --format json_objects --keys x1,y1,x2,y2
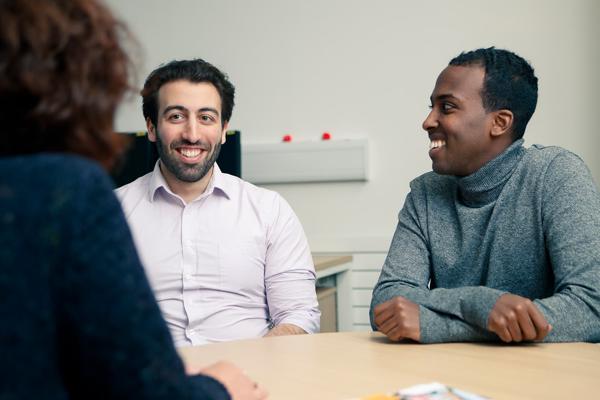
[{"x1": 534, "y1": 151, "x2": 600, "y2": 342}]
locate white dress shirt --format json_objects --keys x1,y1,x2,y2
[{"x1": 116, "y1": 163, "x2": 320, "y2": 346}]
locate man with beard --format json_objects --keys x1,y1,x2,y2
[
  {"x1": 116, "y1": 59, "x2": 319, "y2": 346},
  {"x1": 370, "y1": 47, "x2": 600, "y2": 344}
]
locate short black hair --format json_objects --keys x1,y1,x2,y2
[
  {"x1": 141, "y1": 58, "x2": 235, "y2": 128},
  {"x1": 449, "y1": 47, "x2": 538, "y2": 140}
]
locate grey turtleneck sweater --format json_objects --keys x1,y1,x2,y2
[{"x1": 370, "y1": 139, "x2": 600, "y2": 343}]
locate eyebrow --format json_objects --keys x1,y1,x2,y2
[
  {"x1": 162, "y1": 105, "x2": 220, "y2": 116},
  {"x1": 197, "y1": 107, "x2": 220, "y2": 116},
  {"x1": 430, "y1": 93, "x2": 459, "y2": 103}
]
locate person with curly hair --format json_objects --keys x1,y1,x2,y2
[{"x1": 0, "y1": 0, "x2": 267, "y2": 399}]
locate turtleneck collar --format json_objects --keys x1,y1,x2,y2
[{"x1": 456, "y1": 139, "x2": 525, "y2": 207}]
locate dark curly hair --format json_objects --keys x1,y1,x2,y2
[
  {"x1": 141, "y1": 59, "x2": 235, "y2": 128},
  {"x1": 0, "y1": 0, "x2": 132, "y2": 168},
  {"x1": 449, "y1": 47, "x2": 538, "y2": 140}
]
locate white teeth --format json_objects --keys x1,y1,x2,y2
[
  {"x1": 180, "y1": 148, "x2": 201, "y2": 158},
  {"x1": 429, "y1": 140, "x2": 446, "y2": 150}
]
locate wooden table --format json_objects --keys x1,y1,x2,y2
[
  {"x1": 180, "y1": 331, "x2": 600, "y2": 400},
  {"x1": 313, "y1": 255, "x2": 353, "y2": 278}
]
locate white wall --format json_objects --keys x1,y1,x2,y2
[{"x1": 107, "y1": 0, "x2": 600, "y2": 252}]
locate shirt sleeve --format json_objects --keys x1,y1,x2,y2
[
  {"x1": 534, "y1": 151, "x2": 600, "y2": 342},
  {"x1": 264, "y1": 193, "x2": 320, "y2": 334},
  {"x1": 370, "y1": 190, "x2": 504, "y2": 343},
  {"x1": 54, "y1": 164, "x2": 230, "y2": 399}
]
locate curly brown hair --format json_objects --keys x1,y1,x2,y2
[{"x1": 0, "y1": 0, "x2": 132, "y2": 169}]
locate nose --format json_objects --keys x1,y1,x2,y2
[
  {"x1": 182, "y1": 119, "x2": 201, "y2": 143},
  {"x1": 422, "y1": 109, "x2": 438, "y2": 132}
]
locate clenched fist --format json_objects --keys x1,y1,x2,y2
[
  {"x1": 488, "y1": 293, "x2": 552, "y2": 342},
  {"x1": 373, "y1": 296, "x2": 421, "y2": 342}
]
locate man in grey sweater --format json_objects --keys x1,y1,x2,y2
[{"x1": 370, "y1": 47, "x2": 600, "y2": 343}]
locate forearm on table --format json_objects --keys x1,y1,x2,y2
[
  {"x1": 369, "y1": 295, "x2": 497, "y2": 344},
  {"x1": 264, "y1": 323, "x2": 307, "y2": 337},
  {"x1": 372, "y1": 281, "x2": 505, "y2": 331},
  {"x1": 265, "y1": 271, "x2": 320, "y2": 334},
  {"x1": 534, "y1": 289, "x2": 600, "y2": 342},
  {"x1": 418, "y1": 305, "x2": 497, "y2": 343},
  {"x1": 376, "y1": 213, "x2": 502, "y2": 330}
]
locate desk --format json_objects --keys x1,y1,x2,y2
[
  {"x1": 313, "y1": 255, "x2": 353, "y2": 331},
  {"x1": 314, "y1": 255, "x2": 353, "y2": 279},
  {"x1": 180, "y1": 332, "x2": 600, "y2": 400}
]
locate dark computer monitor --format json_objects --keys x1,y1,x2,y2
[
  {"x1": 219, "y1": 130, "x2": 241, "y2": 178},
  {"x1": 110, "y1": 130, "x2": 242, "y2": 187}
]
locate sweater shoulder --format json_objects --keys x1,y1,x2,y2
[
  {"x1": 525, "y1": 144, "x2": 584, "y2": 165},
  {"x1": 0, "y1": 153, "x2": 120, "y2": 267},
  {"x1": 409, "y1": 171, "x2": 456, "y2": 199},
  {"x1": 523, "y1": 144, "x2": 590, "y2": 180},
  {"x1": 1, "y1": 153, "x2": 113, "y2": 207},
  {"x1": 1, "y1": 153, "x2": 109, "y2": 184}
]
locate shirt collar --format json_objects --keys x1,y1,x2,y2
[
  {"x1": 147, "y1": 161, "x2": 232, "y2": 203},
  {"x1": 211, "y1": 163, "x2": 233, "y2": 200}
]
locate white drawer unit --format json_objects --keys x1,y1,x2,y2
[
  {"x1": 312, "y1": 250, "x2": 388, "y2": 332},
  {"x1": 351, "y1": 271, "x2": 381, "y2": 289},
  {"x1": 350, "y1": 252, "x2": 386, "y2": 331},
  {"x1": 352, "y1": 307, "x2": 371, "y2": 325}
]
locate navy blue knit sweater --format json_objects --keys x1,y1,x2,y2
[{"x1": 0, "y1": 154, "x2": 229, "y2": 399}]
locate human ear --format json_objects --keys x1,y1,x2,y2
[
  {"x1": 221, "y1": 121, "x2": 229, "y2": 144},
  {"x1": 146, "y1": 118, "x2": 157, "y2": 142},
  {"x1": 491, "y1": 110, "x2": 514, "y2": 137}
]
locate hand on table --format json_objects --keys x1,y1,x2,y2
[
  {"x1": 373, "y1": 296, "x2": 420, "y2": 342},
  {"x1": 200, "y1": 361, "x2": 268, "y2": 400},
  {"x1": 487, "y1": 293, "x2": 552, "y2": 342}
]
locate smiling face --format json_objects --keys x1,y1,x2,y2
[
  {"x1": 147, "y1": 80, "x2": 228, "y2": 188},
  {"x1": 422, "y1": 65, "x2": 511, "y2": 177}
]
